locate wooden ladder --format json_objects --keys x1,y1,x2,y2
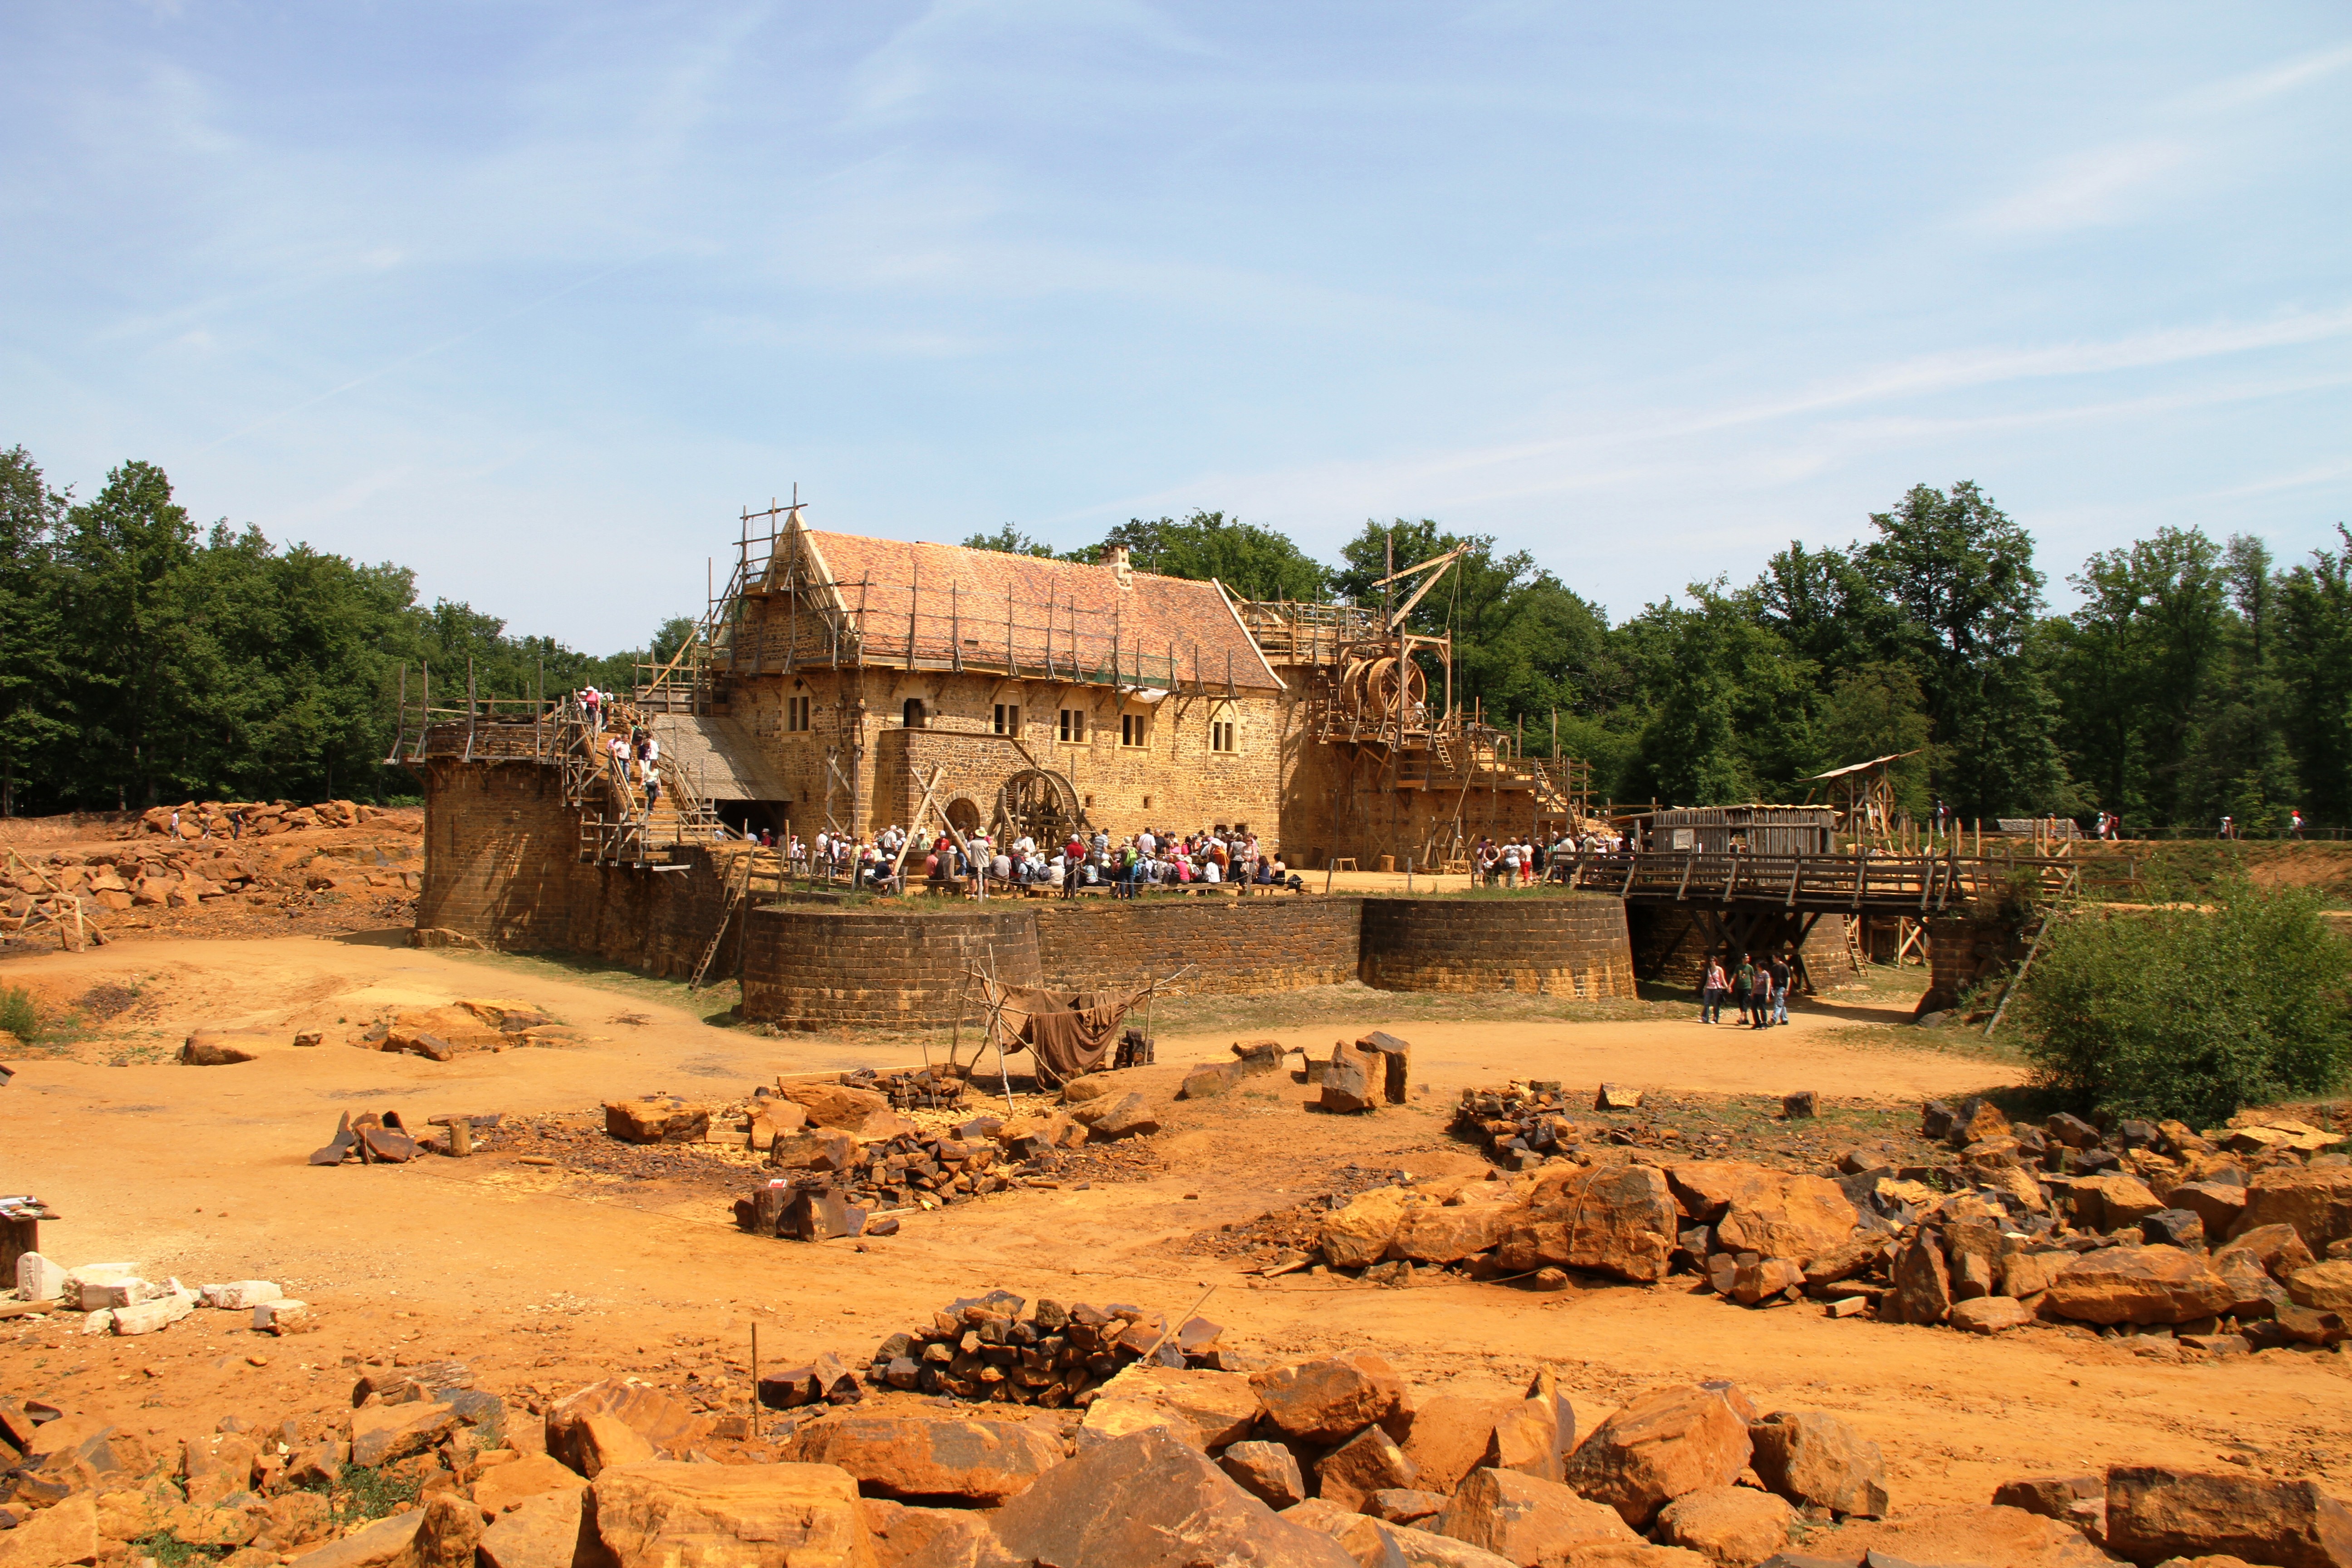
[{"x1": 689, "y1": 852, "x2": 757, "y2": 990}]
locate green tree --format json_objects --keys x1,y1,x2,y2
[
  {"x1": 2019, "y1": 882, "x2": 2352, "y2": 1124},
  {"x1": 961, "y1": 524, "x2": 1056, "y2": 558},
  {"x1": 0, "y1": 448, "x2": 68, "y2": 816},
  {"x1": 1087, "y1": 510, "x2": 1332, "y2": 602},
  {"x1": 2276, "y1": 527, "x2": 2352, "y2": 830},
  {"x1": 1856, "y1": 482, "x2": 2072, "y2": 820},
  {"x1": 1816, "y1": 662, "x2": 1936, "y2": 818},
  {"x1": 56, "y1": 461, "x2": 198, "y2": 808}
]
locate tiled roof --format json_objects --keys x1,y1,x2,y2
[{"x1": 798, "y1": 528, "x2": 1283, "y2": 693}]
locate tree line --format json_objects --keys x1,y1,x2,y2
[
  {"x1": 0, "y1": 448, "x2": 678, "y2": 815},
  {"x1": 971, "y1": 486, "x2": 2352, "y2": 833},
  {"x1": 5, "y1": 443, "x2": 2342, "y2": 831}
]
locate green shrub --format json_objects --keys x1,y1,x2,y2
[
  {"x1": 2018, "y1": 878, "x2": 2352, "y2": 1125},
  {"x1": 0, "y1": 985, "x2": 37, "y2": 1041}
]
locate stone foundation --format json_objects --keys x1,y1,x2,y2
[
  {"x1": 741, "y1": 906, "x2": 1044, "y2": 1032},
  {"x1": 1357, "y1": 896, "x2": 1635, "y2": 999}
]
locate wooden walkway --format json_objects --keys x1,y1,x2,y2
[{"x1": 1560, "y1": 849, "x2": 2112, "y2": 914}]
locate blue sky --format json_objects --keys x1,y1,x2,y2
[{"x1": 5, "y1": 3, "x2": 2347, "y2": 653}]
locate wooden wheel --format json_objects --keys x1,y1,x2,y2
[{"x1": 993, "y1": 769, "x2": 1086, "y2": 844}]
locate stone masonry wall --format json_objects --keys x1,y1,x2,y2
[
  {"x1": 1031, "y1": 897, "x2": 1362, "y2": 992},
  {"x1": 740, "y1": 906, "x2": 1044, "y2": 1031},
  {"x1": 1358, "y1": 895, "x2": 1635, "y2": 999}
]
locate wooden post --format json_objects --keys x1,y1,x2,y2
[{"x1": 750, "y1": 1323, "x2": 761, "y2": 1434}]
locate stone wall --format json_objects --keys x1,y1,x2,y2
[
  {"x1": 1622, "y1": 905, "x2": 1854, "y2": 992},
  {"x1": 740, "y1": 905, "x2": 1044, "y2": 1031},
  {"x1": 1031, "y1": 897, "x2": 1362, "y2": 992},
  {"x1": 1357, "y1": 895, "x2": 1635, "y2": 998}
]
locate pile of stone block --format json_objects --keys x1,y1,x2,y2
[
  {"x1": 9, "y1": 1253, "x2": 308, "y2": 1338},
  {"x1": 1303, "y1": 1031, "x2": 1411, "y2": 1114},
  {"x1": 1428, "y1": 1082, "x2": 2352, "y2": 1346},
  {"x1": 853, "y1": 1289, "x2": 1235, "y2": 1408}
]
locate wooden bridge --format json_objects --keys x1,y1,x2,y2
[{"x1": 1557, "y1": 849, "x2": 2129, "y2": 984}]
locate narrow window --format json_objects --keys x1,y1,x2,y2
[
  {"x1": 1058, "y1": 708, "x2": 1085, "y2": 743},
  {"x1": 1209, "y1": 702, "x2": 1238, "y2": 754},
  {"x1": 786, "y1": 695, "x2": 812, "y2": 732},
  {"x1": 1121, "y1": 711, "x2": 1149, "y2": 749},
  {"x1": 903, "y1": 698, "x2": 926, "y2": 728},
  {"x1": 993, "y1": 703, "x2": 1020, "y2": 735}
]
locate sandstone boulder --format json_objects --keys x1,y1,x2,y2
[
  {"x1": 989, "y1": 1426, "x2": 1355, "y2": 1568},
  {"x1": 1558, "y1": 1384, "x2": 1752, "y2": 1529},
  {"x1": 471, "y1": 1452, "x2": 582, "y2": 1516},
  {"x1": 1059, "y1": 1073, "x2": 1118, "y2": 1103},
  {"x1": 1252, "y1": 1354, "x2": 1408, "y2": 1445},
  {"x1": 1323, "y1": 1186, "x2": 1416, "y2": 1269},
  {"x1": 1950, "y1": 1295, "x2": 2035, "y2": 1334},
  {"x1": 179, "y1": 1031, "x2": 265, "y2": 1065},
  {"x1": 1080, "y1": 1364, "x2": 1262, "y2": 1450},
  {"x1": 2172, "y1": 1181, "x2": 2251, "y2": 1238},
  {"x1": 348, "y1": 1400, "x2": 460, "y2": 1468},
  {"x1": 1071, "y1": 1091, "x2": 1160, "y2": 1140},
  {"x1": 2045, "y1": 1246, "x2": 2236, "y2": 1326},
  {"x1": 1370, "y1": 1490, "x2": 1449, "y2": 1525},
  {"x1": 2287, "y1": 1260, "x2": 2352, "y2": 1313},
  {"x1": 1666, "y1": 1162, "x2": 1858, "y2": 1264},
  {"x1": 2235, "y1": 1165, "x2": 2352, "y2": 1254},
  {"x1": 1321, "y1": 1044, "x2": 1378, "y2": 1114},
  {"x1": 1747, "y1": 1410, "x2": 1888, "y2": 1518},
  {"x1": 2219, "y1": 1223, "x2": 2318, "y2": 1282},
  {"x1": 603, "y1": 1098, "x2": 710, "y2": 1144},
  {"x1": 2071, "y1": 1173, "x2": 2166, "y2": 1232},
  {"x1": 1435, "y1": 1467, "x2": 1641, "y2": 1563},
  {"x1": 1494, "y1": 1163, "x2": 1680, "y2": 1284},
  {"x1": 1992, "y1": 1474, "x2": 2104, "y2": 1520},
  {"x1": 591, "y1": 1461, "x2": 878, "y2": 1568},
  {"x1": 0, "y1": 1493, "x2": 97, "y2": 1568},
  {"x1": 1221, "y1": 1441, "x2": 1308, "y2": 1509},
  {"x1": 778, "y1": 1079, "x2": 892, "y2": 1129},
  {"x1": 2106, "y1": 1465, "x2": 2352, "y2": 1568},
  {"x1": 1883, "y1": 1232, "x2": 1952, "y2": 1326},
  {"x1": 781, "y1": 1415, "x2": 1062, "y2": 1503},
  {"x1": 1318, "y1": 1424, "x2": 1421, "y2": 1513},
  {"x1": 1800, "y1": 1503, "x2": 2119, "y2": 1568},
  {"x1": 545, "y1": 1379, "x2": 709, "y2": 1475},
  {"x1": 859, "y1": 1498, "x2": 1016, "y2": 1568},
  {"x1": 1654, "y1": 1486, "x2": 1793, "y2": 1565},
  {"x1": 1392, "y1": 1201, "x2": 1508, "y2": 1265},
  {"x1": 1399, "y1": 1394, "x2": 1526, "y2": 1496}
]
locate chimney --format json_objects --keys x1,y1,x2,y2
[{"x1": 1104, "y1": 543, "x2": 1132, "y2": 589}]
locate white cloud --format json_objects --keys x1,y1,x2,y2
[
  {"x1": 1971, "y1": 139, "x2": 2195, "y2": 236},
  {"x1": 2176, "y1": 39, "x2": 2352, "y2": 113}
]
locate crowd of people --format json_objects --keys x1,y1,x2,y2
[
  {"x1": 1465, "y1": 824, "x2": 1639, "y2": 887},
  {"x1": 738, "y1": 821, "x2": 1301, "y2": 897}
]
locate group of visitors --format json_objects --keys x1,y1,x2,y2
[
  {"x1": 1464, "y1": 825, "x2": 1639, "y2": 887},
  {"x1": 1698, "y1": 951, "x2": 1792, "y2": 1028},
  {"x1": 601, "y1": 725, "x2": 662, "y2": 811},
  {"x1": 738, "y1": 821, "x2": 1296, "y2": 897}
]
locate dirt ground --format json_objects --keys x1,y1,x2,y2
[{"x1": 4, "y1": 926, "x2": 2349, "y2": 1526}]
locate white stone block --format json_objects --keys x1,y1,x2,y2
[
  {"x1": 67, "y1": 1262, "x2": 137, "y2": 1311},
  {"x1": 112, "y1": 1292, "x2": 195, "y2": 1335},
  {"x1": 14, "y1": 1252, "x2": 68, "y2": 1301},
  {"x1": 201, "y1": 1280, "x2": 283, "y2": 1310},
  {"x1": 82, "y1": 1308, "x2": 116, "y2": 1334},
  {"x1": 253, "y1": 1299, "x2": 309, "y2": 1331},
  {"x1": 88, "y1": 1277, "x2": 167, "y2": 1310}
]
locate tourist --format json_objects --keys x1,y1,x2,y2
[
  {"x1": 1700, "y1": 956, "x2": 1727, "y2": 1025},
  {"x1": 2220, "y1": 813, "x2": 2234, "y2": 840},
  {"x1": 1749, "y1": 960, "x2": 1774, "y2": 1029},
  {"x1": 1768, "y1": 954, "x2": 1792, "y2": 1026},
  {"x1": 1733, "y1": 953, "x2": 1757, "y2": 1027},
  {"x1": 2291, "y1": 807, "x2": 2305, "y2": 840}
]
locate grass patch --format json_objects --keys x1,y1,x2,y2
[
  {"x1": 129, "y1": 1532, "x2": 232, "y2": 1567},
  {"x1": 436, "y1": 947, "x2": 744, "y2": 1026},
  {"x1": 288, "y1": 1460, "x2": 422, "y2": 1527}
]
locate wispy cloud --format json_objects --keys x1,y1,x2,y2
[
  {"x1": 1972, "y1": 139, "x2": 2195, "y2": 236},
  {"x1": 2176, "y1": 39, "x2": 2352, "y2": 113}
]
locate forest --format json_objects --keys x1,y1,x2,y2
[{"x1": 4, "y1": 444, "x2": 2346, "y2": 832}]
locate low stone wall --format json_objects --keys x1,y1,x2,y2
[
  {"x1": 1031, "y1": 897, "x2": 1362, "y2": 992},
  {"x1": 1357, "y1": 895, "x2": 1635, "y2": 999},
  {"x1": 740, "y1": 906, "x2": 1044, "y2": 1031},
  {"x1": 1622, "y1": 905, "x2": 1854, "y2": 992}
]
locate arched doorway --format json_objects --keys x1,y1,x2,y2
[{"x1": 903, "y1": 698, "x2": 927, "y2": 728}]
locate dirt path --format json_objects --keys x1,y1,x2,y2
[{"x1": 3, "y1": 931, "x2": 2345, "y2": 1515}]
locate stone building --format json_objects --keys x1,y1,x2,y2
[{"x1": 402, "y1": 504, "x2": 1588, "y2": 949}]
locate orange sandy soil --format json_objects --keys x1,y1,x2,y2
[{"x1": 2, "y1": 929, "x2": 2348, "y2": 1516}]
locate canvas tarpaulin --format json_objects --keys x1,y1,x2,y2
[{"x1": 991, "y1": 984, "x2": 1147, "y2": 1082}]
